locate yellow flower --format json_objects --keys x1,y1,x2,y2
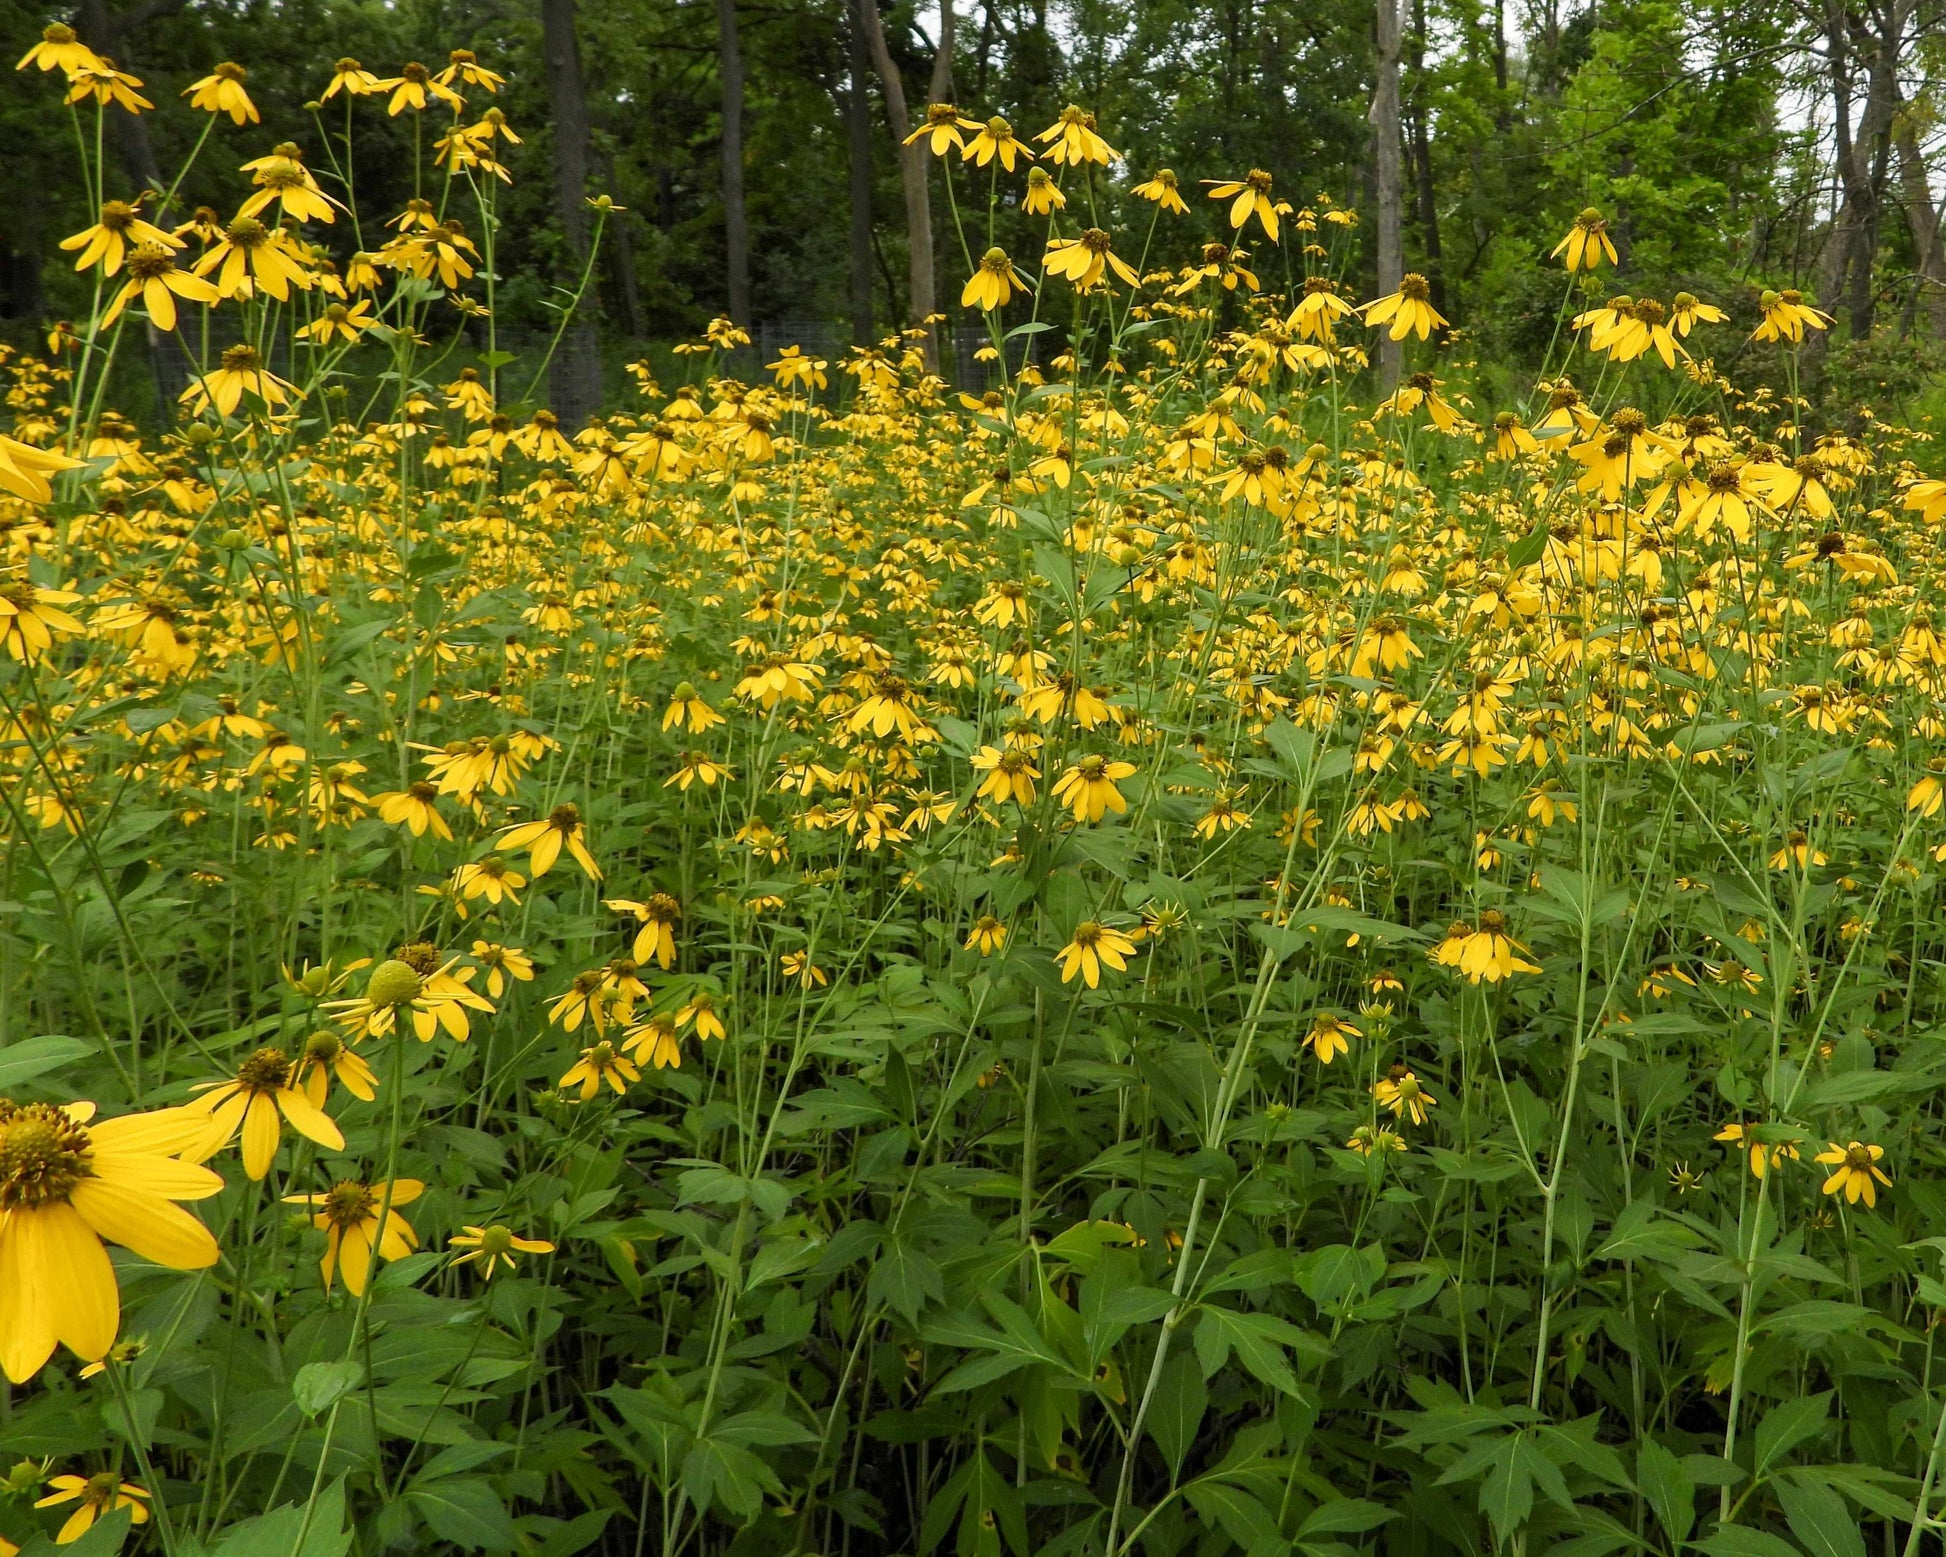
[
  {"x1": 1204, "y1": 170, "x2": 1281, "y2": 241},
  {"x1": 1373, "y1": 1067, "x2": 1437, "y2": 1125},
  {"x1": 449, "y1": 1224, "x2": 554, "y2": 1279},
  {"x1": 1712, "y1": 1122, "x2": 1800, "y2": 1180},
  {"x1": 963, "y1": 116, "x2": 1032, "y2": 170},
  {"x1": 471, "y1": 942, "x2": 535, "y2": 1000},
  {"x1": 963, "y1": 247, "x2": 1027, "y2": 312},
  {"x1": 1549, "y1": 208, "x2": 1617, "y2": 271},
  {"x1": 59, "y1": 199, "x2": 178, "y2": 276},
  {"x1": 374, "y1": 782, "x2": 453, "y2": 839},
  {"x1": 294, "y1": 1028, "x2": 379, "y2": 1109},
  {"x1": 285, "y1": 1178, "x2": 421, "y2": 1294},
  {"x1": 1132, "y1": 168, "x2": 1188, "y2": 215},
  {"x1": 1361, "y1": 273, "x2": 1447, "y2": 341},
  {"x1": 623, "y1": 1013, "x2": 685, "y2": 1068},
  {"x1": 0, "y1": 436, "x2": 84, "y2": 504},
  {"x1": 1752, "y1": 288, "x2": 1832, "y2": 343},
  {"x1": 321, "y1": 56, "x2": 387, "y2": 98},
  {"x1": 0, "y1": 1101, "x2": 221, "y2": 1383},
  {"x1": 184, "y1": 1047, "x2": 346, "y2": 1180},
  {"x1": 966, "y1": 915, "x2": 1009, "y2": 955},
  {"x1": 383, "y1": 60, "x2": 465, "y2": 116},
  {"x1": 1052, "y1": 754, "x2": 1136, "y2": 823},
  {"x1": 0, "y1": 581, "x2": 84, "y2": 662},
  {"x1": 1303, "y1": 1012, "x2": 1360, "y2": 1065},
  {"x1": 1431, "y1": 911, "x2": 1540, "y2": 983},
  {"x1": 1815, "y1": 1141, "x2": 1891, "y2": 1207},
  {"x1": 904, "y1": 102, "x2": 981, "y2": 155},
  {"x1": 971, "y1": 744, "x2": 1041, "y2": 806},
  {"x1": 1034, "y1": 105, "x2": 1115, "y2": 166},
  {"x1": 453, "y1": 855, "x2": 526, "y2": 911},
  {"x1": 180, "y1": 344, "x2": 298, "y2": 417},
  {"x1": 35, "y1": 1473, "x2": 150, "y2": 1544},
  {"x1": 183, "y1": 61, "x2": 258, "y2": 124},
  {"x1": 17, "y1": 23, "x2": 104, "y2": 76},
  {"x1": 297, "y1": 299, "x2": 378, "y2": 345},
  {"x1": 1056, "y1": 921, "x2": 1138, "y2": 988},
  {"x1": 1022, "y1": 166, "x2": 1066, "y2": 216},
  {"x1": 1043, "y1": 229, "x2": 1141, "y2": 291},
  {"x1": 559, "y1": 1040, "x2": 640, "y2": 1100},
  {"x1": 324, "y1": 944, "x2": 494, "y2": 1042},
  {"x1": 65, "y1": 59, "x2": 153, "y2": 113},
  {"x1": 1768, "y1": 830, "x2": 1827, "y2": 871},
  {"x1": 676, "y1": 990, "x2": 726, "y2": 1041},
  {"x1": 498, "y1": 803, "x2": 601, "y2": 880},
  {"x1": 606, "y1": 892, "x2": 682, "y2": 968},
  {"x1": 779, "y1": 950, "x2": 829, "y2": 988},
  {"x1": 193, "y1": 215, "x2": 314, "y2": 302}
]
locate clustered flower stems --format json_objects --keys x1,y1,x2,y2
[{"x1": 0, "y1": 29, "x2": 1943, "y2": 1557}]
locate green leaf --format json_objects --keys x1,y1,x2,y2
[
  {"x1": 866, "y1": 1235, "x2": 944, "y2": 1323},
  {"x1": 1192, "y1": 1305, "x2": 1325, "y2": 1395},
  {"x1": 207, "y1": 1482, "x2": 351, "y2": 1557},
  {"x1": 15, "y1": 1509, "x2": 133, "y2": 1557},
  {"x1": 681, "y1": 1434, "x2": 782, "y2": 1520},
  {"x1": 1297, "y1": 1498, "x2": 1393, "y2": 1536},
  {"x1": 1753, "y1": 1392, "x2": 1831, "y2": 1479},
  {"x1": 1775, "y1": 1477, "x2": 1865, "y2": 1557},
  {"x1": 0, "y1": 1036, "x2": 91, "y2": 1092},
  {"x1": 1592, "y1": 1200, "x2": 1704, "y2": 1263},
  {"x1": 1696, "y1": 1527, "x2": 1808, "y2": 1557},
  {"x1": 406, "y1": 1478, "x2": 519, "y2": 1551},
  {"x1": 1505, "y1": 520, "x2": 1548, "y2": 569},
  {"x1": 1183, "y1": 1478, "x2": 1282, "y2": 1552},
  {"x1": 292, "y1": 1359, "x2": 365, "y2": 1417},
  {"x1": 1636, "y1": 1438, "x2": 1695, "y2": 1545},
  {"x1": 1146, "y1": 1348, "x2": 1207, "y2": 1481}
]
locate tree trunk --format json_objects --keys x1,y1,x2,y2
[
  {"x1": 1406, "y1": 0, "x2": 1443, "y2": 320},
  {"x1": 717, "y1": 0, "x2": 751, "y2": 328},
  {"x1": 1371, "y1": 0, "x2": 1405, "y2": 386},
  {"x1": 539, "y1": 0, "x2": 603, "y2": 424},
  {"x1": 846, "y1": 4, "x2": 876, "y2": 346},
  {"x1": 77, "y1": 0, "x2": 188, "y2": 422},
  {"x1": 857, "y1": 0, "x2": 953, "y2": 370},
  {"x1": 1813, "y1": 0, "x2": 1912, "y2": 348},
  {"x1": 1894, "y1": 125, "x2": 1946, "y2": 339}
]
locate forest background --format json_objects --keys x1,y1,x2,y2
[{"x1": 0, "y1": 0, "x2": 1943, "y2": 421}]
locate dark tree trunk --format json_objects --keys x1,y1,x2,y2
[
  {"x1": 846, "y1": 3, "x2": 877, "y2": 346},
  {"x1": 1894, "y1": 124, "x2": 1946, "y2": 339},
  {"x1": 1371, "y1": 0, "x2": 1404, "y2": 385},
  {"x1": 539, "y1": 0, "x2": 603, "y2": 423},
  {"x1": 717, "y1": 0, "x2": 751, "y2": 327},
  {"x1": 857, "y1": 0, "x2": 954, "y2": 369},
  {"x1": 1406, "y1": 0, "x2": 1443, "y2": 320},
  {"x1": 1813, "y1": 0, "x2": 1913, "y2": 348},
  {"x1": 77, "y1": 0, "x2": 188, "y2": 422}
]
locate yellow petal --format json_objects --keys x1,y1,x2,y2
[
  {"x1": 90, "y1": 1150, "x2": 225, "y2": 1200},
  {"x1": 276, "y1": 1087, "x2": 345, "y2": 1152},
  {"x1": 0, "y1": 1218, "x2": 58, "y2": 1382},
  {"x1": 22, "y1": 1203, "x2": 119, "y2": 1363},
  {"x1": 70, "y1": 1178, "x2": 220, "y2": 1269},
  {"x1": 242, "y1": 1093, "x2": 281, "y2": 1178}
]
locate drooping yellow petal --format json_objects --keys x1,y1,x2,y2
[
  {"x1": 23, "y1": 1202, "x2": 119, "y2": 1363},
  {"x1": 275, "y1": 1087, "x2": 345, "y2": 1152},
  {"x1": 89, "y1": 1149, "x2": 225, "y2": 1200},
  {"x1": 0, "y1": 1218, "x2": 58, "y2": 1382},
  {"x1": 70, "y1": 1177, "x2": 220, "y2": 1270}
]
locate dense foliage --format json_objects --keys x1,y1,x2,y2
[{"x1": 4, "y1": 18, "x2": 1946, "y2": 1557}]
